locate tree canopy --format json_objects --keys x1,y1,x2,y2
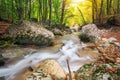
[{"x1": 0, "y1": 0, "x2": 120, "y2": 26}]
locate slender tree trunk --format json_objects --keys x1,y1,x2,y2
[
  {"x1": 11, "y1": 0, "x2": 14, "y2": 22},
  {"x1": 92, "y1": 0, "x2": 94, "y2": 23},
  {"x1": 42, "y1": 0, "x2": 47, "y2": 23},
  {"x1": 42, "y1": 0, "x2": 44, "y2": 22},
  {"x1": 48, "y1": 0, "x2": 52, "y2": 26},
  {"x1": 45, "y1": 0, "x2": 48, "y2": 23},
  {"x1": 32, "y1": 1, "x2": 35, "y2": 18},
  {"x1": 93, "y1": 0, "x2": 98, "y2": 20},
  {"x1": 53, "y1": 0, "x2": 60, "y2": 23},
  {"x1": 109, "y1": 0, "x2": 112, "y2": 15},
  {"x1": 60, "y1": 0, "x2": 66, "y2": 25},
  {"x1": 4, "y1": 0, "x2": 7, "y2": 19},
  {"x1": 106, "y1": 0, "x2": 109, "y2": 15},
  {"x1": 18, "y1": 0, "x2": 21, "y2": 20},
  {"x1": 117, "y1": 0, "x2": 120, "y2": 13},
  {"x1": 0, "y1": 0, "x2": 1, "y2": 19},
  {"x1": 28, "y1": 0, "x2": 31, "y2": 19},
  {"x1": 99, "y1": 0, "x2": 104, "y2": 24},
  {"x1": 38, "y1": 0, "x2": 42, "y2": 21}
]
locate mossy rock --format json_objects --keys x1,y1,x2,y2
[
  {"x1": 77, "y1": 63, "x2": 120, "y2": 80},
  {"x1": 6, "y1": 20, "x2": 54, "y2": 46}
]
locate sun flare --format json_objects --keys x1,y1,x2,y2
[
  {"x1": 70, "y1": 0, "x2": 85, "y2": 9},
  {"x1": 73, "y1": 0, "x2": 85, "y2": 3}
]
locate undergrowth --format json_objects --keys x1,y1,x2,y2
[{"x1": 0, "y1": 36, "x2": 15, "y2": 48}]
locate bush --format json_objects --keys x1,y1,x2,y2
[{"x1": 0, "y1": 36, "x2": 15, "y2": 48}]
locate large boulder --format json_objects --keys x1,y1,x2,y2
[
  {"x1": 34, "y1": 59, "x2": 66, "y2": 80},
  {"x1": 6, "y1": 21, "x2": 54, "y2": 46},
  {"x1": 81, "y1": 24, "x2": 101, "y2": 37}
]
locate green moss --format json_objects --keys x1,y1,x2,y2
[
  {"x1": 0, "y1": 36, "x2": 15, "y2": 48},
  {"x1": 77, "y1": 63, "x2": 120, "y2": 80}
]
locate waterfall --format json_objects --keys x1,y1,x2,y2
[{"x1": 0, "y1": 36, "x2": 93, "y2": 80}]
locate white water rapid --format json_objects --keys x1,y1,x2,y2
[{"x1": 0, "y1": 36, "x2": 93, "y2": 80}]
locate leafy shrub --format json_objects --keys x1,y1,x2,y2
[{"x1": 0, "y1": 36, "x2": 15, "y2": 48}]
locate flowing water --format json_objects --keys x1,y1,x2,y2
[{"x1": 0, "y1": 36, "x2": 96, "y2": 80}]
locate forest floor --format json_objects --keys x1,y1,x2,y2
[{"x1": 99, "y1": 26, "x2": 120, "y2": 43}]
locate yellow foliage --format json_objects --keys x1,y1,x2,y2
[{"x1": 65, "y1": 0, "x2": 92, "y2": 26}]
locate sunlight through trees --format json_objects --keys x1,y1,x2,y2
[{"x1": 0, "y1": 0, "x2": 120, "y2": 26}]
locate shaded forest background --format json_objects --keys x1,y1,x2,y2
[{"x1": 0, "y1": 0, "x2": 120, "y2": 26}]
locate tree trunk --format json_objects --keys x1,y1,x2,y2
[
  {"x1": 28, "y1": 0, "x2": 31, "y2": 19},
  {"x1": 38, "y1": 0, "x2": 42, "y2": 21},
  {"x1": 109, "y1": 0, "x2": 112, "y2": 15},
  {"x1": 93, "y1": 0, "x2": 98, "y2": 20},
  {"x1": 117, "y1": 0, "x2": 120, "y2": 13},
  {"x1": 92, "y1": 0, "x2": 94, "y2": 23},
  {"x1": 99, "y1": 0, "x2": 104, "y2": 24},
  {"x1": 60, "y1": 0, "x2": 66, "y2": 25},
  {"x1": 42, "y1": 0, "x2": 48, "y2": 23},
  {"x1": 11, "y1": 0, "x2": 14, "y2": 22},
  {"x1": 106, "y1": 0, "x2": 110, "y2": 15},
  {"x1": 48, "y1": 0, "x2": 52, "y2": 27}
]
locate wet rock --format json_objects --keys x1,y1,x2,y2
[
  {"x1": 1, "y1": 48, "x2": 37, "y2": 59},
  {"x1": 6, "y1": 20, "x2": 54, "y2": 46},
  {"x1": 29, "y1": 18, "x2": 38, "y2": 22},
  {"x1": 0, "y1": 60, "x2": 5, "y2": 67},
  {"x1": 0, "y1": 55, "x2": 5, "y2": 67},
  {"x1": 52, "y1": 28, "x2": 63, "y2": 35},
  {"x1": 77, "y1": 48, "x2": 98, "y2": 60},
  {"x1": 35, "y1": 59, "x2": 66, "y2": 80}
]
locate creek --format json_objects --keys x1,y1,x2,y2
[{"x1": 0, "y1": 35, "x2": 97, "y2": 80}]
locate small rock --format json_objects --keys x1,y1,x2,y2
[
  {"x1": 0, "y1": 60, "x2": 5, "y2": 67},
  {"x1": 0, "y1": 55, "x2": 5, "y2": 67},
  {"x1": 52, "y1": 28, "x2": 63, "y2": 35}
]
